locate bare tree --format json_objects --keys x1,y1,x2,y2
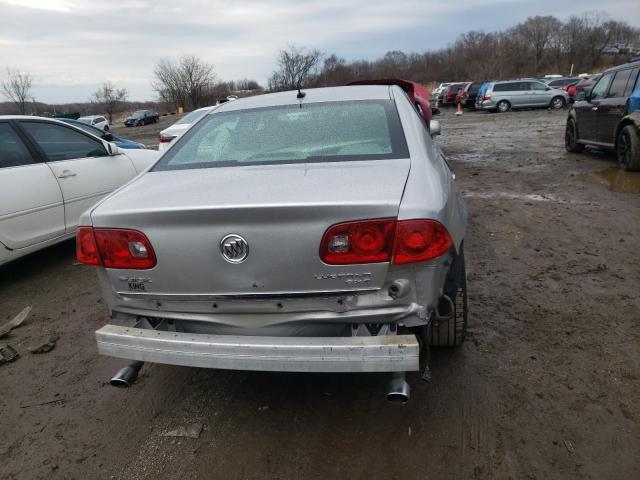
[
  {"x1": 2, "y1": 68, "x2": 34, "y2": 115},
  {"x1": 92, "y1": 81, "x2": 128, "y2": 123},
  {"x1": 152, "y1": 55, "x2": 216, "y2": 110},
  {"x1": 268, "y1": 45, "x2": 323, "y2": 91}
]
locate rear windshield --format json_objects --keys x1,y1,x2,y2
[{"x1": 153, "y1": 100, "x2": 409, "y2": 171}]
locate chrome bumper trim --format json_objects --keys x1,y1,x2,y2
[{"x1": 96, "y1": 324, "x2": 419, "y2": 373}]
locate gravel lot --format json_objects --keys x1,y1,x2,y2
[{"x1": 1, "y1": 107, "x2": 639, "y2": 480}]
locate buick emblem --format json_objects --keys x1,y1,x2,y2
[{"x1": 220, "y1": 234, "x2": 249, "y2": 263}]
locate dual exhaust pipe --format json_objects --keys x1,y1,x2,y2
[
  {"x1": 110, "y1": 361, "x2": 412, "y2": 402},
  {"x1": 110, "y1": 362, "x2": 412, "y2": 402}
]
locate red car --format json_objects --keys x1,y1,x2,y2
[
  {"x1": 444, "y1": 83, "x2": 469, "y2": 106},
  {"x1": 568, "y1": 74, "x2": 602, "y2": 101},
  {"x1": 348, "y1": 78, "x2": 432, "y2": 128}
]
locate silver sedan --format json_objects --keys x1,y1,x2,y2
[{"x1": 77, "y1": 85, "x2": 468, "y2": 400}]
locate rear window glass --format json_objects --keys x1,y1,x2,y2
[
  {"x1": 0, "y1": 123, "x2": 35, "y2": 168},
  {"x1": 493, "y1": 83, "x2": 512, "y2": 92},
  {"x1": 153, "y1": 100, "x2": 409, "y2": 171},
  {"x1": 608, "y1": 69, "x2": 633, "y2": 98},
  {"x1": 624, "y1": 68, "x2": 639, "y2": 97}
]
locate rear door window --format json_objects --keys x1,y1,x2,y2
[
  {"x1": 530, "y1": 82, "x2": 547, "y2": 91},
  {"x1": 20, "y1": 122, "x2": 108, "y2": 161},
  {"x1": 623, "y1": 68, "x2": 639, "y2": 97},
  {"x1": 590, "y1": 72, "x2": 614, "y2": 101},
  {"x1": 154, "y1": 100, "x2": 409, "y2": 171},
  {"x1": 607, "y1": 69, "x2": 633, "y2": 98},
  {"x1": 0, "y1": 123, "x2": 36, "y2": 169}
]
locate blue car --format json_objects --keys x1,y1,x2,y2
[{"x1": 57, "y1": 118, "x2": 146, "y2": 149}]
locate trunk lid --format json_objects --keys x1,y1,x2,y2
[{"x1": 92, "y1": 159, "x2": 410, "y2": 295}]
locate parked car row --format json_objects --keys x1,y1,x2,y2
[{"x1": 433, "y1": 77, "x2": 572, "y2": 112}]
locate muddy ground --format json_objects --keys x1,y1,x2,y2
[{"x1": 1, "y1": 107, "x2": 639, "y2": 480}]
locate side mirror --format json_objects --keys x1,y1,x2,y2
[
  {"x1": 102, "y1": 132, "x2": 114, "y2": 141},
  {"x1": 105, "y1": 141, "x2": 120, "y2": 156},
  {"x1": 430, "y1": 120, "x2": 441, "y2": 137}
]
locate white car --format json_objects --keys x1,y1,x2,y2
[
  {"x1": 78, "y1": 115, "x2": 110, "y2": 131},
  {"x1": 158, "y1": 106, "x2": 214, "y2": 151},
  {"x1": 0, "y1": 116, "x2": 159, "y2": 266}
]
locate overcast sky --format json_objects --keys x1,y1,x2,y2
[{"x1": 1, "y1": 0, "x2": 638, "y2": 103}]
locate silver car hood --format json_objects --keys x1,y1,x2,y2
[{"x1": 91, "y1": 159, "x2": 411, "y2": 295}]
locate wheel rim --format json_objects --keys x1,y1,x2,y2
[
  {"x1": 618, "y1": 132, "x2": 630, "y2": 167},
  {"x1": 498, "y1": 102, "x2": 508, "y2": 112},
  {"x1": 565, "y1": 122, "x2": 575, "y2": 149},
  {"x1": 553, "y1": 98, "x2": 563, "y2": 109}
]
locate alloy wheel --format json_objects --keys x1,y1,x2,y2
[{"x1": 618, "y1": 131, "x2": 631, "y2": 168}]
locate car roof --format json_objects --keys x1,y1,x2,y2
[
  {"x1": 212, "y1": 86, "x2": 392, "y2": 113},
  {"x1": 0, "y1": 115, "x2": 81, "y2": 122},
  {"x1": 604, "y1": 59, "x2": 640, "y2": 73},
  {"x1": 79, "y1": 115, "x2": 103, "y2": 119}
]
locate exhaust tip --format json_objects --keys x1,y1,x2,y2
[
  {"x1": 386, "y1": 391, "x2": 409, "y2": 403},
  {"x1": 385, "y1": 373, "x2": 410, "y2": 403},
  {"x1": 110, "y1": 361, "x2": 143, "y2": 388}
]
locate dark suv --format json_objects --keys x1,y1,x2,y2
[{"x1": 565, "y1": 60, "x2": 640, "y2": 170}]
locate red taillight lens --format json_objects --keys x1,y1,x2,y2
[
  {"x1": 159, "y1": 133, "x2": 176, "y2": 143},
  {"x1": 76, "y1": 227, "x2": 101, "y2": 266},
  {"x1": 483, "y1": 95, "x2": 492, "y2": 101},
  {"x1": 392, "y1": 220, "x2": 453, "y2": 265},
  {"x1": 320, "y1": 218, "x2": 453, "y2": 265},
  {"x1": 320, "y1": 219, "x2": 396, "y2": 264},
  {"x1": 76, "y1": 227, "x2": 156, "y2": 269}
]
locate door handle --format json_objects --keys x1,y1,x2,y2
[{"x1": 57, "y1": 170, "x2": 77, "y2": 179}]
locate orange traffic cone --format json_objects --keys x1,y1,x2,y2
[{"x1": 455, "y1": 102, "x2": 463, "y2": 116}]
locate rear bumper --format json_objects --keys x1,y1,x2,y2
[{"x1": 96, "y1": 324, "x2": 420, "y2": 373}]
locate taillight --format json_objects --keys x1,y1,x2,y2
[
  {"x1": 392, "y1": 220, "x2": 452, "y2": 265},
  {"x1": 76, "y1": 227, "x2": 101, "y2": 266},
  {"x1": 320, "y1": 219, "x2": 396, "y2": 265},
  {"x1": 320, "y1": 219, "x2": 453, "y2": 265},
  {"x1": 76, "y1": 227, "x2": 156, "y2": 269},
  {"x1": 483, "y1": 95, "x2": 492, "y2": 101},
  {"x1": 159, "y1": 133, "x2": 176, "y2": 143}
]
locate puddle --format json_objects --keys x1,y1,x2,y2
[
  {"x1": 448, "y1": 153, "x2": 495, "y2": 164},
  {"x1": 582, "y1": 168, "x2": 640, "y2": 194},
  {"x1": 463, "y1": 191, "x2": 594, "y2": 205}
]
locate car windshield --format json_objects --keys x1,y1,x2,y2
[
  {"x1": 131, "y1": 111, "x2": 146, "y2": 118},
  {"x1": 153, "y1": 100, "x2": 408, "y2": 171},
  {"x1": 175, "y1": 109, "x2": 209, "y2": 125}
]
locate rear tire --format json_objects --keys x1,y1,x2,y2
[
  {"x1": 550, "y1": 96, "x2": 566, "y2": 109},
  {"x1": 617, "y1": 125, "x2": 640, "y2": 171},
  {"x1": 430, "y1": 245, "x2": 468, "y2": 347},
  {"x1": 496, "y1": 100, "x2": 510, "y2": 113},
  {"x1": 565, "y1": 118, "x2": 584, "y2": 153}
]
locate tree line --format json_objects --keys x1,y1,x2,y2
[
  {"x1": 2, "y1": 11, "x2": 638, "y2": 116},
  {"x1": 269, "y1": 12, "x2": 640, "y2": 90}
]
